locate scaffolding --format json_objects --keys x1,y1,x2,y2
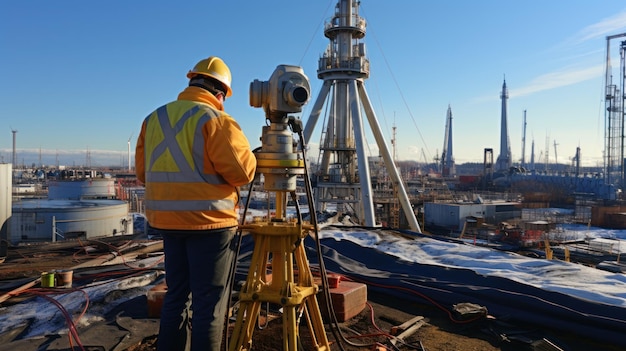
[{"x1": 604, "y1": 34, "x2": 626, "y2": 188}]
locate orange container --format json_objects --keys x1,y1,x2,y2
[{"x1": 146, "y1": 282, "x2": 168, "y2": 318}]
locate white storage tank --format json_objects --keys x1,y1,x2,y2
[
  {"x1": 48, "y1": 178, "x2": 116, "y2": 200},
  {"x1": 10, "y1": 199, "x2": 132, "y2": 244},
  {"x1": 0, "y1": 164, "x2": 11, "y2": 258}
]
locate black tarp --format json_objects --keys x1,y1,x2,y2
[{"x1": 235, "y1": 228, "x2": 626, "y2": 349}]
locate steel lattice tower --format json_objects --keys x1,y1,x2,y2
[
  {"x1": 303, "y1": 0, "x2": 420, "y2": 232},
  {"x1": 604, "y1": 33, "x2": 626, "y2": 187}
]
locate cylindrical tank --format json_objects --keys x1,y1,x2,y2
[
  {"x1": 0, "y1": 164, "x2": 11, "y2": 257},
  {"x1": 48, "y1": 178, "x2": 116, "y2": 200},
  {"x1": 10, "y1": 199, "x2": 132, "y2": 244}
]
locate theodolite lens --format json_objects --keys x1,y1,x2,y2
[
  {"x1": 249, "y1": 65, "x2": 310, "y2": 115},
  {"x1": 291, "y1": 86, "x2": 309, "y2": 104}
]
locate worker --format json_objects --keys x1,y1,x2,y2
[{"x1": 135, "y1": 56, "x2": 257, "y2": 351}]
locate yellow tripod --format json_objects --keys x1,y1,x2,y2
[
  {"x1": 230, "y1": 64, "x2": 330, "y2": 351},
  {"x1": 228, "y1": 213, "x2": 330, "y2": 351}
]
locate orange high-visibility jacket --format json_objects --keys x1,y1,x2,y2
[{"x1": 135, "y1": 86, "x2": 257, "y2": 230}]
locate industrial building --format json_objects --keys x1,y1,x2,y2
[{"x1": 424, "y1": 201, "x2": 521, "y2": 233}]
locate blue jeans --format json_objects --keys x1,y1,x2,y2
[{"x1": 157, "y1": 227, "x2": 237, "y2": 351}]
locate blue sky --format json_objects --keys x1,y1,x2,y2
[{"x1": 1, "y1": 1, "x2": 626, "y2": 168}]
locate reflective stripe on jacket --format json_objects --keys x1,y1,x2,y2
[{"x1": 135, "y1": 87, "x2": 257, "y2": 230}]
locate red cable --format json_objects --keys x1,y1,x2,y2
[
  {"x1": 342, "y1": 275, "x2": 484, "y2": 324},
  {"x1": 17, "y1": 288, "x2": 88, "y2": 351}
]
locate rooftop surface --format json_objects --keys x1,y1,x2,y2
[{"x1": 1, "y1": 226, "x2": 625, "y2": 350}]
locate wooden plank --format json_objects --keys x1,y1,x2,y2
[
  {"x1": 390, "y1": 315, "x2": 424, "y2": 335},
  {"x1": 0, "y1": 240, "x2": 164, "y2": 305},
  {"x1": 390, "y1": 318, "x2": 426, "y2": 346},
  {"x1": 0, "y1": 278, "x2": 40, "y2": 305}
]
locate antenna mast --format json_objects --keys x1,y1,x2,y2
[
  {"x1": 128, "y1": 133, "x2": 134, "y2": 172},
  {"x1": 545, "y1": 134, "x2": 550, "y2": 172},
  {"x1": 553, "y1": 140, "x2": 559, "y2": 167},
  {"x1": 392, "y1": 117, "x2": 397, "y2": 162},
  {"x1": 521, "y1": 110, "x2": 527, "y2": 168},
  {"x1": 11, "y1": 129, "x2": 17, "y2": 168}
]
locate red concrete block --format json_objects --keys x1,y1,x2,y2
[
  {"x1": 321, "y1": 281, "x2": 367, "y2": 322},
  {"x1": 327, "y1": 273, "x2": 342, "y2": 288}
]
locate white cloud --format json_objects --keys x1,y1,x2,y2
[
  {"x1": 468, "y1": 10, "x2": 626, "y2": 106},
  {"x1": 502, "y1": 10, "x2": 626, "y2": 100},
  {"x1": 575, "y1": 10, "x2": 626, "y2": 44},
  {"x1": 511, "y1": 63, "x2": 604, "y2": 98}
]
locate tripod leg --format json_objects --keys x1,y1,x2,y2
[
  {"x1": 295, "y1": 243, "x2": 330, "y2": 350},
  {"x1": 229, "y1": 300, "x2": 262, "y2": 351},
  {"x1": 283, "y1": 304, "x2": 298, "y2": 351},
  {"x1": 229, "y1": 235, "x2": 270, "y2": 351}
]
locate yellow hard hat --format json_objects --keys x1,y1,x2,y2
[{"x1": 187, "y1": 56, "x2": 233, "y2": 97}]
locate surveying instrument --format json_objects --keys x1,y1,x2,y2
[{"x1": 229, "y1": 65, "x2": 331, "y2": 351}]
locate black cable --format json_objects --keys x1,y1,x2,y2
[
  {"x1": 222, "y1": 146, "x2": 261, "y2": 351},
  {"x1": 298, "y1": 130, "x2": 378, "y2": 350},
  {"x1": 298, "y1": 133, "x2": 346, "y2": 350}
]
